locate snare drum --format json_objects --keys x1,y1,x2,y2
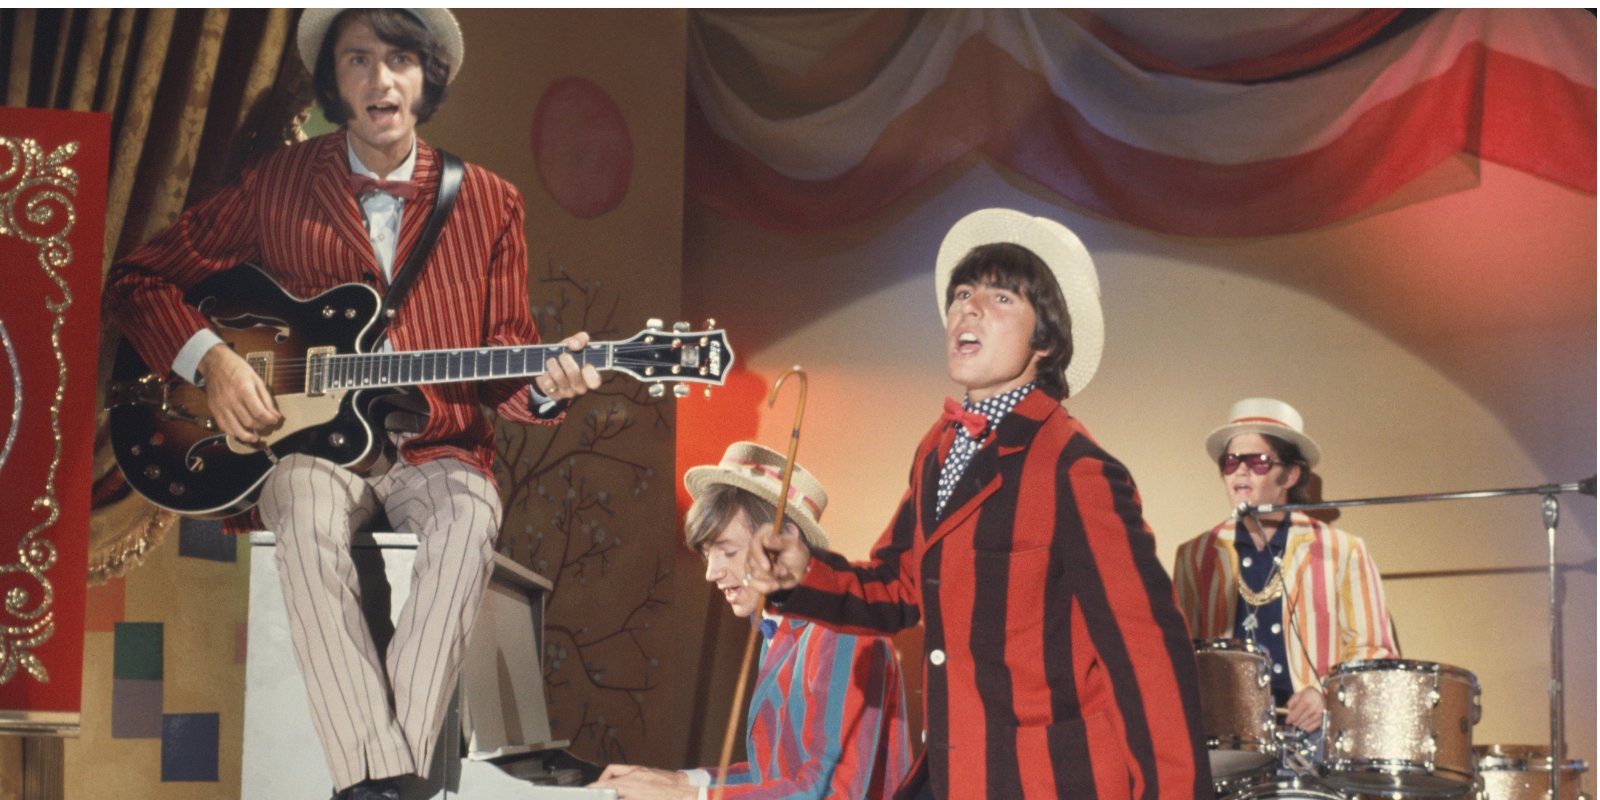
[
  {"x1": 1475, "y1": 744, "x2": 1589, "y2": 800},
  {"x1": 1195, "y1": 639, "x2": 1279, "y2": 789},
  {"x1": 1321, "y1": 659, "x2": 1481, "y2": 796}
]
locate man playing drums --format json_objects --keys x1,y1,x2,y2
[{"x1": 1174, "y1": 398, "x2": 1400, "y2": 733}]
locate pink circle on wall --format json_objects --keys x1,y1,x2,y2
[{"x1": 531, "y1": 76, "x2": 634, "y2": 219}]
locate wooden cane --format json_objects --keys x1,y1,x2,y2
[{"x1": 711, "y1": 366, "x2": 807, "y2": 800}]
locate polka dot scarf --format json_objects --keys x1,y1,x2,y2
[{"x1": 935, "y1": 382, "x2": 1036, "y2": 518}]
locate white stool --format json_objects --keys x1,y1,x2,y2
[{"x1": 242, "y1": 531, "x2": 614, "y2": 799}]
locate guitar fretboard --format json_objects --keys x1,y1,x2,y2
[{"x1": 316, "y1": 343, "x2": 612, "y2": 391}]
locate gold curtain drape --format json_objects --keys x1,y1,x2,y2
[{"x1": 0, "y1": 8, "x2": 312, "y2": 584}]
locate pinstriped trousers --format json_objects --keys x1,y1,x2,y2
[{"x1": 258, "y1": 450, "x2": 500, "y2": 791}]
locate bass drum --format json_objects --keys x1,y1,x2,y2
[{"x1": 1476, "y1": 744, "x2": 1589, "y2": 800}]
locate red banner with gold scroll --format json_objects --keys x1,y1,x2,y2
[{"x1": 0, "y1": 107, "x2": 109, "y2": 734}]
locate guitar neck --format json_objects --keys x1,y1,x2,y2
[{"x1": 318, "y1": 343, "x2": 612, "y2": 391}]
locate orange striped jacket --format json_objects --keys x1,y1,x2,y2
[{"x1": 1172, "y1": 513, "x2": 1400, "y2": 692}]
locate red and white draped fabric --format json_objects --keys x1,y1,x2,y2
[{"x1": 686, "y1": 9, "x2": 1595, "y2": 237}]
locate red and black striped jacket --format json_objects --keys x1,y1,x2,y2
[
  {"x1": 106, "y1": 132, "x2": 553, "y2": 483},
  {"x1": 780, "y1": 388, "x2": 1210, "y2": 799}
]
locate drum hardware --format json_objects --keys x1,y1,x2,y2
[{"x1": 1245, "y1": 476, "x2": 1594, "y2": 800}]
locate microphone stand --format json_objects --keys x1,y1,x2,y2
[{"x1": 1245, "y1": 476, "x2": 1596, "y2": 800}]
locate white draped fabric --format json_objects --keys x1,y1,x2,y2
[{"x1": 686, "y1": 9, "x2": 1595, "y2": 236}]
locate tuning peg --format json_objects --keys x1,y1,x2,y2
[
  {"x1": 704, "y1": 387, "x2": 712, "y2": 398},
  {"x1": 648, "y1": 384, "x2": 665, "y2": 398},
  {"x1": 672, "y1": 321, "x2": 690, "y2": 332},
  {"x1": 646, "y1": 317, "x2": 663, "y2": 331},
  {"x1": 673, "y1": 384, "x2": 689, "y2": 398},
  {"x1": 704, "y1": 318, "x2": 716, "y2": 329}
]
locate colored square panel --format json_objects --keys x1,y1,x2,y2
[
  {"x1": 161, "y1": 712, "x2": 220, "y2": 781},
  {"x1": 113, "y1": 621, "x2": 162, "y2": 680},
  {"x1": 83, "y1": 577, "x2": 126, "y2": 632},
  {"x1": 178, "y1": 517, "x2": 237, "y2": 562},
  {"x1": 111, "y1": 678, "x2": 163, "y2": 739}
]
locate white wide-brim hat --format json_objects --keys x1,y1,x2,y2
[
  {"x1": 683, "y1": 442, "x2": 830, "y2": 551},
  {"x1": 1205, "y1": 397, "x2": 1322, "y2": 467},
  {"x1": 934, "y1": 208, "x2": 1104, "y2": 397},
  {"x1": 297, "y1": 9, "x2": 464, "y2": 84}
]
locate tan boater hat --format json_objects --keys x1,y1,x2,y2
[
  {"x1": 683, "y1": 442, "x2": 830, "y2": 550},
  {"x1": 1205, "y1": 397, "x2": 1322, "y2": 467},
  {"x1": 934, "y1": 208, "x2": 1105, "y2": 396},
  {"x1": 297, "y1": 9, "x2": 464, "y2": 83}
]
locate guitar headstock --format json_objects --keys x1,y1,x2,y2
[{"x1": 610, "y1": 319, "x2": 734, "y2": 397}]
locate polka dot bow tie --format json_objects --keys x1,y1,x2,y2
[
  {"x1": 348, "y1": 173, "x2": 419, "y2": 201},
  {"x1": 941, "y1": 396, "x2": 988, "y2": 438}
]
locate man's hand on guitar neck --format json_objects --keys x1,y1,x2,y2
[
  {"x1": 198, "y1": 343, "x2": 283, "y2": 444},
  {"x1": 536, "y1": 332, "x2": 604, "y2": 402}
]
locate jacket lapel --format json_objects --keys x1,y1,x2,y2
[
  {"x1": 308, "y1": 131, "x2": 382, "y2": 281},
  {"x1": 920, "y1": 390, "x2": 1052, "y2": 551}
]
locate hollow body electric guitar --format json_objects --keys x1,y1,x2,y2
[{"x1": 107, "y1": 263, "x2": 733, "y2": 518}]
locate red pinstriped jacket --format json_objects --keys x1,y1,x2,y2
[
  {"x1": 106, "y1": 132, "x2": 552, "y2": 482},
  {"x1": 780, "y1": 389, "x2": 1211, "y2": 799}
]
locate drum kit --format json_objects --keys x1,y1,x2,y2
[
  {"x1": 1195, "y1": 639, "x2": 1536, "y2": 799},
  {"x1": 1199, "y1": 476, "x2": 1596, "y2": 800}
]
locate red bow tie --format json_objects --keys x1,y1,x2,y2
[
  {"x1": 348, "y1": 173, "x2": 419, "y2": 201},
  {"x1": 941, "y1": 397, "x2": 988, "y2": 438}
]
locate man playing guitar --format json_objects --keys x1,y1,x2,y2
[{"x1": 104, "y1": 9, "x2": 598, "y2": 799}]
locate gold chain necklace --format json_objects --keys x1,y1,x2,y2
[{"x1": 1236, "y1": 566, "x2": 1284, "y2": 606}]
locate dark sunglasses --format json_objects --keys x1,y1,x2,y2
[{"x1": 1219, "y1": 452, "x2": 1285, "y2": 475}]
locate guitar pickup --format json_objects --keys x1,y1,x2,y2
[
  {"x1": 304, "y1": 346, "x2": 334, "y2": 395},
  {"x1": 245, "y1": 350, "x2": 274, "y2": 389}
]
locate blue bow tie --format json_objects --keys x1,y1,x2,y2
[{"x1": 759, "y1": 618, "x2": 778, "y2": 640}]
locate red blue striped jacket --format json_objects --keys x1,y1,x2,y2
[
  {"x1": 780, "y1": 389, "x2": 1210, "y2": 799},
  {"x1": 707, "y1": 617, "x2": 911, "y2": 798}
]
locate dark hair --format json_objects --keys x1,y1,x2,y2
[
  {"x1": 1260, "y1": 434, "x2": 1312, "y2": 504},
  {"x1": 945, "y1": 242, "x2": 1073, "y2": 397},
  {"x1": 313, "y1": 9, "x2": 451, "y2": 126}
]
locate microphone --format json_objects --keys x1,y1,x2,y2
[{"x1": 1580, "y1": 476, "x2": 1596, "y2": 497}]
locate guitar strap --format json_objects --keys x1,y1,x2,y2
[
  {"x1": 370, "y1": 147, "x2": 465, "y2": 346},
  {"x1": 369, "y1": 148, "x2": 464, "y2": 432}
]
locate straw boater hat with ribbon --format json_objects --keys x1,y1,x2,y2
[
  {"x1": 934, "y1": 208, "x2": 1105, "y2": 397},
  {"x1": 297, "y1": 8, "x2": 465, "y2": 83},
  {"x1": 683, "y1": 442, "x2": 831, "y2": 551},
  {"x1": 1205, "y1": 397, "x2": 1322, "y2": 468}
]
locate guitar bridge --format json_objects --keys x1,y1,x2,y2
[{"x1": 304, "y1": 346, "x2": 335, "y2": 396}]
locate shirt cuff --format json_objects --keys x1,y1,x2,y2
[
  {"x1": 174, "y1": 328, "x2": 226, "y2": 385},
  {"x1": 682, "y1": 769, "x2": 711, "y2": 793}
]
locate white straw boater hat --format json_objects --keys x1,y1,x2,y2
[
  {"x1": 1205, "y1": 397, "x2": 1322, "y2": 468},
  {"x1": 934, "y1": 208, "x2": 1105, "y2": 397},
  {"x1": 297, "y1": 9, "x2": 465, "y2": 83},
  {"x1": 683, "y1": 442, "x2": 830, "y2": 551}
]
